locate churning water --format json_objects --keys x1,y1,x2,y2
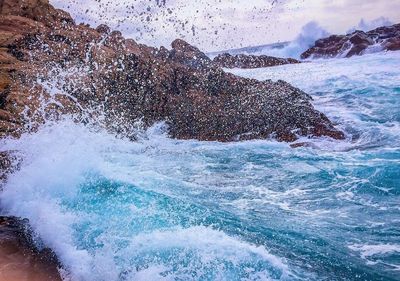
[{"x1": 1, "y1": 51, "x2": 399, "y2": 281}]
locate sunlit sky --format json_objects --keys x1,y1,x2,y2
[{"x1": 51, "y1": 0, "x2": 400, "y2": 52}]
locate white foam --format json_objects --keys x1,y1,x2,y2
[
  {"x1": 0, "y1": 121, "x2": 113, "y2": 280},
  {"x1": 349, "y1": 244, "x2": 400, "y2": 259},
  {"x1": 1, "y1": 51, "x2": 399, "y2": 280},
  {"x1": 121, "y1": 226, "x2": 290, "y2": 281},
  {"x1": 1, "y1": 120, "x2": 294, "y2": 281}
]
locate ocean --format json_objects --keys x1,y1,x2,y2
[{"x1": 1, "y1": 51, "x2": 399, "y2": 280}]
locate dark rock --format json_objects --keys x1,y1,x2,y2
[
  {"x1": 96, "y1": 24, "x2": 111, "y2": 35},
  {"x1": 0, "y1": 216, "x2": 62, "y2": 280},
  {"x1": 349, "y1": 31, "x2": 373, "y2": 45},
  {"x1": 384, "y1": 37, "x2": 400, "y2": 51},
  {"x1": 0, "y1": 152, "x2": 11, "y2": 182},
  {"x1": 302, "y1": 23, "x2": 400, "y2": 59},
  {"x1": 212, "y1": 53, "x2": 300, "y2": 69},
  {"x1": 0, "y1": 151, "x2": 22, "y2": 184},
  {"x1": 0, "y1": 0, "x2": 344, "y2": 143},
  {"x1": 169, "y1": 39, "x2": 212, "y2": 69}
]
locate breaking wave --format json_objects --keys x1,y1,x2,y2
[{"x1": 1, "y1": 51, "x2": 400, "y2": 280}]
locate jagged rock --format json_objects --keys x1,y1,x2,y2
[
  {"x1": 212, "y1": 53, "x2": 300, "y2": 69},
  {"x1": 302, "y1": 23, "x2": 400, "y2": 59},
  {"x1": 0, "y1": 0, "x2": 344, "y2": 143}
]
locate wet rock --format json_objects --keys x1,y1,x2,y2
[
  {"x1": 0, "y1": 152, "x2": 11, "y2": 182},
  {"x1": 0, "y1": 151, "x2": 22, "y2": 184},
  {"x1": 212, "y1": 53, "x2": 300, "y2": 69},
  {"x1": 0, "y1": 0, "x2": 344, "y2": 143},
  {"x1": 169, "y1": 38, "x2": 212, "y2": 69},
  {"x1": 302, "y1": 23, "x2": 400, "y2": 59},
  {"x1": 290, "y1": 142, "x2": 319, "y2": 149},
  {"x1": 384, "y1": 37, "x2": 400, "y2": 51},
  {"x1": 0, "y1": 216, "x2": 62, "y2": 281}
]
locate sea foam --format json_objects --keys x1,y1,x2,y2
[{"x1": 1, "y1": 51, "x2": 400, "y2": 280}]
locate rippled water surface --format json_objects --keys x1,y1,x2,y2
[{"x1": 1, "y1": 52, "x2": 400, "y2": 281}]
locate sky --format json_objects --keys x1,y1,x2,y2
[{"x1": 51, "y1": 0, "x2": 400, "y2": 52}]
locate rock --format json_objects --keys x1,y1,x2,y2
[
  {"x1": 0, "y1": 0, "x2": 344, "y2": 145},
  {"x1": 0, "y1": 71, "x2": 11, "y2": 91},
  {"x1": 0, "y1": 150, "x2": 23, "y2": 183},
  {"x1": 384, "y1": 37, "x2": 400, "y2": 51},
  {"x1": 349, "y1": 32, "x2": 374, "y2": 45},
  {"x1": 169, "y1": 39, "x2": 212, "y2": 68},
  {"x1": 0, "y1": 0, "x2": 74, "y2": 26},
  {"x1": 212, "y1": 53, "x2": 300, "y2": 69},
  {"x1": 0, "y1": 216, "x2": 62, "y2": 281},
  {"x1": 0, "y1": 152, "x2": 11, "y2": 182},
  {"x1": 96, "y1": 24, "x2": 111, "y2": 35},
  {"x1": 302, "y1": 23, "x2": 400, "y2": 59},
  {"x1": 290, "y1": 142, "x2": 319, "y2": 149}
]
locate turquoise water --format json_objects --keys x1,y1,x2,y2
[{"x1": 1, "y1": 51, "x2": 400, "y2": 280}]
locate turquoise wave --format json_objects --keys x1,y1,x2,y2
[{"x1": 1, "y1": 51, "x2": 399, "y2": 281}]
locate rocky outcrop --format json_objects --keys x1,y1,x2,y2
[
  {"x1": 301, "y1": 23, "x2": 400, "y2": 59},
  {"x1": 0, "y1": 216, "x2": 62, "y2": 280},
  {"x1": 212, "y1": 53, "x2": 300, "y2": 69},
  {"x1": 0, "y1": 0, "x2": 344, "y2": 145}
]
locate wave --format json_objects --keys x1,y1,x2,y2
[
  {"x1": 258, "y1": 22, "x2": 329, "y2": 59},
  {"x1": 0, "y1": 120, "x2": 298, "y2": 281},
  {"x1": 1, "y1": 51, "x2": 399, "y2": 280}
]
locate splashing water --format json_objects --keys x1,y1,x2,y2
[
  {"x1": 1, "y1": 51, "x2": 400, "y2": 281},
  {"x1": 259, "y1": 21, "x2": 329, "y2": 59},
  {"x1": 209, "y1": 21, "x2": 330, "y2": 60}
]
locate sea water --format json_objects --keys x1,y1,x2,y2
[{"x1": 1, "y1": 51, "x2": 399, "y2": 281}]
